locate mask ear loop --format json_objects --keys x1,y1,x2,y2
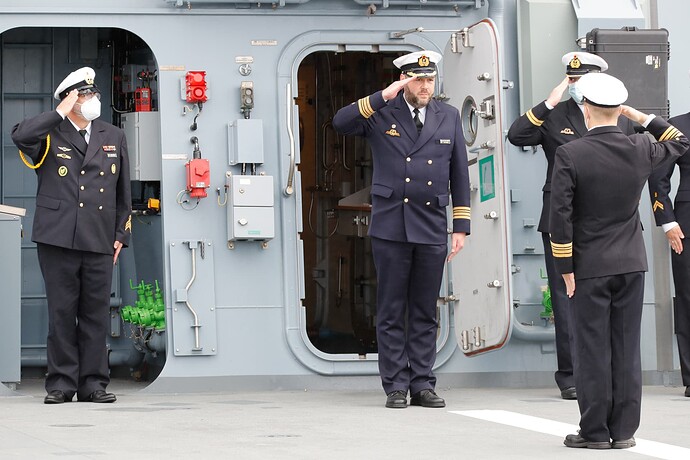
[{"x1": 19, "y1": 135, "x2": 51, "y2": 169}]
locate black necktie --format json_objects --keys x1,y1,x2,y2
[
  {"x1": 79, "y1": 129, "x2": 87, "y2": 142},
  {"x1": 413, "y1": 108, "x2": 423, "y2": 134}
]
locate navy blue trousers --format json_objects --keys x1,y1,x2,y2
[
  {"x1": 37, "y1": 243, "x2": 113, "y2": 399},
  {"x1": 371, "y1": 237, "x2": 446, "y2": 395},
  {"x1": 571, "y1": 272, "x2": 644, "y2": 442}
]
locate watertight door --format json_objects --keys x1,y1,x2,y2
[{"x1": 443, "y1": 19, "x2": 512, "y2": 356}]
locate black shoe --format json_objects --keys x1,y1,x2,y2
[
  {"x1": 560, "y1": 386, "x2": 577, "y2": 400},
  {"x1": 612, "y1": 438, "x2": 636, "y2": 449},
  {"x1": 685, "y1": 386, "x2": 690, "y2": 397},
  {"x1": 79, "y1": 390, "x2": 116, "y2": 403},
  {"x1": 563, "y1": 433, "x2": 610, "y2": 449},
  {"x1": 44, "y1": 390, "x2": 71, "y2": 404},
  {"x1": 385, "y1": 390, "x2": 407, "y2": 409},
  {"x1": 410, "y1": 389, "x2": 445, "y2": 408}
]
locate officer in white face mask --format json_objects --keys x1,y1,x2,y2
[
  {"x1": 507, "y1": 51, "x2": 636, "y2": 401},
  {"x1": 11, "y1": 66, "x2": 131, "y2": 405}
]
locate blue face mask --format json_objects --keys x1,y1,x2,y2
[{"x1": 568, "y1": 82, "x2": 583, "y2": 105}]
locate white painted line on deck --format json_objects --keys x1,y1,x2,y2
[{"x1": 451, "y1": 410, "x2": 690, "y2": 460}]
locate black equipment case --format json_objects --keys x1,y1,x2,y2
[{"x1": 586, "y1": 27, "x2": 670, "y2": 118}]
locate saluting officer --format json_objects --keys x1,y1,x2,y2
[
  {"x1": 507, "y1": 52, "x2": 635, "y2": 400},
  {"x1": 12, "y1": 67, "x2": 132, "y2": 404},
  {"x1": 549, "y1": 73, "x2": 689, "y2": 449},
  {"x1": 649, "y1": 107, "x2": 690, "y2": 398},
  {"x1": 332, "y1": 50, "x2": 471, "y2": 409}
]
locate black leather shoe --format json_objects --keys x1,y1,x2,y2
[
  {"x1": 563, "y1": 433, "x2": 610, "y2": 449},
  {"x1": 685, "y1": 386, "x2": 690, "y2": 397},
  {"x1": 79, "y1": 390, "x2": 116, "y2": 403},
  {"x1": 560, "y1": 386, "x2": 577, "y2": 400},
  {"x1": 385, "y1": 390, "x2": 407, "y2": 409},
  {"x1": 44, "y1": 390, "x2": 71, "y2": 404},
  {"x1": 612, "y1": 438, "x2": 636, "y2": 449},
  {"x1": 410, "y1": 389, "x2": 445, "y2": 408}
]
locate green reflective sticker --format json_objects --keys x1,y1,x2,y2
[{"x1": 479, "y1": 155, "x2": 495, "y2": 202}]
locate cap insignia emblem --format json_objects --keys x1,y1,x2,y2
[
  {"x1": 570, "y1": 56, "x2": 581, "y2": 69},
  {"x1": 418, "y1": 55, "x2": 430, "y2": 67},
  {"x1": 85, "y1": 77, "x2": 94, "y2": 85}
]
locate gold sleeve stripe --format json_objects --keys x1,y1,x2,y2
[
  {"x1": 659, "y1": 126, "x2": 681, "y2": 142},
  {"x1": 526, "y1": 109, "x2": 544, "y2": 127},
  {"x1": 125, "y1": 215, "x2": 132, "y2": 233},
  {"x1": 357, "y1": 96, "x2": 375, "y2": 119},
  {"x1": 550, "y1": 241, "x2": 572, "y2": 258},
  {"x1": 453, "y1": 206, "x2": 471, "y2": 219}
]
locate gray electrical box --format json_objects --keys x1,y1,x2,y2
[
  {"x1": 0, "y1": 204, "x2": 24, "y2": 384},
  {"x1": 227, "y1": 174, "x2": 274, "y2": 241},
  {"x1": 122, "y1": 111, "x2": 162, "y2": 181},
  {"x1": 227, "y1": 119, "x2": 264, "y2": 165}
]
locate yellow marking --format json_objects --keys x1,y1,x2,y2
[
  {"x1": 653, "y1": 200, "x2": 665, "y2": 212},
  {"x1": 125, "y1": 215, "x2": 132, "y2": 233},
  {"x1": 453, "y1": 206, "x2": 471, "y2": 219},
  {"x1": 357, "y1": 96, "x2": 374, "y2": 119},
  {"x1": 659, "y1": 126, "x2": 679, "y2": 142},
  {"x1": 19, "y1": 135, "x2": 51, "y2": 170},
  {"x1": 385, "y1": 129, "x2": 400, "y2": 137}
]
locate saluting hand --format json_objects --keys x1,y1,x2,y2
[
  {"x1": 562, "y1": 273, "x2": 575, "y2": 298},
  {"x1": 56, "y1": 89, "x2": 79, "y2": 116},
  {"x1": 546, "y1": 77, "x2": 569, "y2": 107},
  {"x1": 667, "y1": 225, "x2": 685, "y2": 254},
  {"x1": 382, "y1": 76, "x2": 417, "y2": 102},
  {"x1": 620, "y1": 105, "x2": 648, "y2": 125}
]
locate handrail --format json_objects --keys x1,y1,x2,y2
[{"x1": 284, "y1": 83, "x2": 296, "y2": 196}]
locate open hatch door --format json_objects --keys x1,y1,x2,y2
[{"x1": 443, "y1": 19, "x2": 512, "y2": 356}]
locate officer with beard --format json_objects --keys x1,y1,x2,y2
[
  {"x1": 333, "y1": 50, "x2": 471, "y2": 409},
  {"x1": 12, "y1": 67, "x2": 131, "y2": 404}
]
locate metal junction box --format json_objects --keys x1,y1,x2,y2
[
  {"x1": 227, "y1": 174, "x2": 275, "y2": 241},
  {"x1": 122, "y1": 111, "x2": 162, "y2": 181},
  {"x1": 227, "y1": 119, "x2": 264, "y2": 165}
]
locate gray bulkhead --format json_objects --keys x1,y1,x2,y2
[{"x1": 0, "y1": 0, "x2": 686, "y2": 392}]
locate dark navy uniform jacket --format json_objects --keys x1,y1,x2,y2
[
  {"x1": 508, "y1": 99, "x2": 634, "y2": 233},
  {"x1": 332, "y1": 90, "x2": 470, "y2": 244},
  {"x1": 549, "y1": 116, "x2": 689, "y2": 279},
  {"x1": 12, "y1": 111, "x2": 132, "y2": 255},
  {"x1": 649, "y1": 113, "x2": 690, "y2": 225}
]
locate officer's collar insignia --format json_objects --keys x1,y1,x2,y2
[
  {"x1": 103, "y1": 145, "x2": 116, "y2": 152},
  {"x1": 560, "y1": 128, "x2": 575, "y2": 135},
  {"x1": 569, "y1": 56, "x2": 581, "y2": 69},
  {"x1": 385, "y1": 128, "x2": 400, "y2": 137},
  {"x1": 418, "y1": 55, "x2": 430, "y2": 67},
  {"x1": 58, "y1": 146, "x2": 72, "y2": 152},
  {"x1": 56, "y1": 153, "x2": 72, "y2": 160}
]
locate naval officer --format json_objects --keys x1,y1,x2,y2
[
  {"x1": 508, "y1": 51, "x2": 635, "y2": 400},
  {"x1": 12, "y1": 67, "x2": 132, "y2": 404},
  {"x1": 549, "y1": 73, "x2": 689, "y2": 448},
  {"x1": 648, "y1": 105, "x2": 690, "y2": 398},
  {"x1": 332, "y1": 50, "x2": 471, "y2": 409}
]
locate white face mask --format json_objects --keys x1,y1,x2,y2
[
  {"x1": 568, "y1": 82, "x2": 583, "y2": 105},
  {"x1": 76, "y1": 97, "x2": 101, "y2": 121}
]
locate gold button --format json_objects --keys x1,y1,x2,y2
[
  {"x1": 403, "y1": 198, "x2": 409, "y2": 203},
  {"x1": 426, "y1": 201, "x2": 431, "y2": 206},
  {"x1": 80, "y1": 170, "x2": 85, "y2": 175},
  {"x1": 100, "y1": 188, "x2": 104, "y2": 193},
  {"x1": 405, "y1": 178, "x2": 411, "y2": 183},
  {"x1": 98, "y1": 205, "x2": 103, "y2": 210},
  {"x1": 427, "y1": 181, "x2": 432, "y2": 186},
  {"x1": 80, "y1": 185, "x2": 85, "y2": 190},
  {"x1": 79, "y1": 203, "x2": 84, "y2": 207},
  {"x1": 406, "y1": 157, "x2": 411, "y2": 162},
  {"x1": 427, "y1": 160, "x2": 433, "y2": 165},
  {"x1": 100, "y1": 171, "x2": 105, "y2": 176}
]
